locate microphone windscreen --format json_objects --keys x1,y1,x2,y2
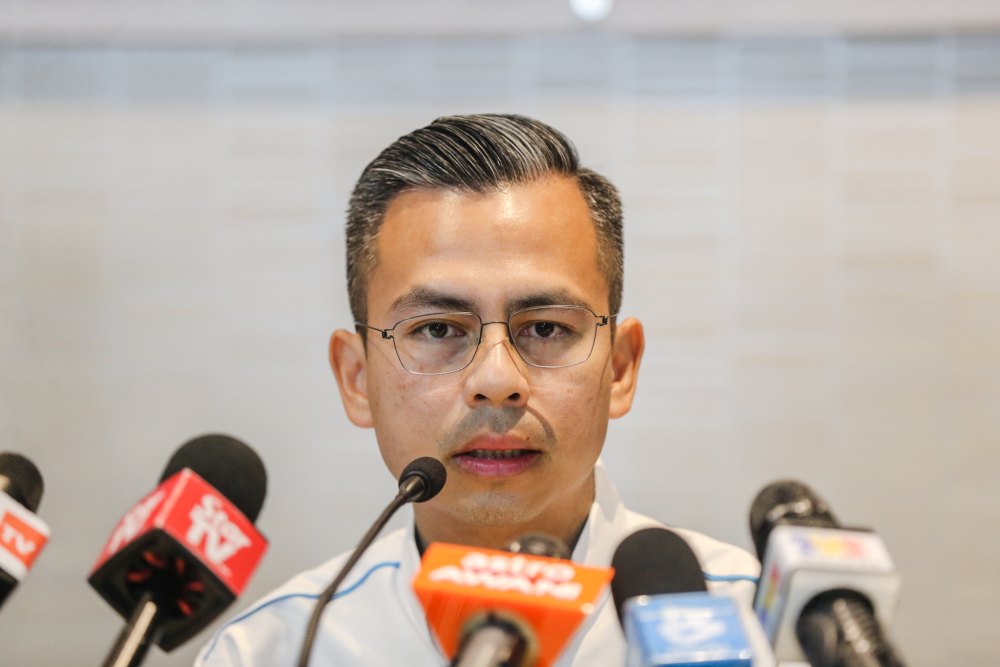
[
  {"x1": 160, "y1": 434, "x2": 267, "y2": 522},
  {"x1": 748, "y1": 480, "x2": 839, "y2": 560},
  {"x1": 0, "y1": 452, "x2": 44, "y2": 512},
  {"x1": 398, "y1": 456, "x2": 447, "y2": 502},
  {"x1": 610, "y1": 527, "x2": 706, "y2": 626}
]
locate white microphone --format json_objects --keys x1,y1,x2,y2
[
  {"x1": 749, "y1": 480, "x2": 906, "y2": 667},
  {"x1": 0, "y1": 452, "x2": 50, "y2": 611}
]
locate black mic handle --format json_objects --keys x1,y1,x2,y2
[
  {"x1": 101, "y1": 592, "x2": 162, "y2": 667},
  {"x1": 0, "y1": 570, "x2": 18, "y2": 610},
  {"x1": 796, "y1": 591, "x2": 906, "y2": 667}
]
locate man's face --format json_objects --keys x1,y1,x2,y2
[{"x1": 331, "y1": 175, "x2": 642, "y2": 546}]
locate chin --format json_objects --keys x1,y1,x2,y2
[{"x1": 456, "y1": 493, "x2": 544, "y2": 529}]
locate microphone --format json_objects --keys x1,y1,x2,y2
[
  {"x1": 749, "y1": 480, "x2": 906, "y2": 667},
  {"x1": 449, "y1": 533, "x2": 570, "y2": 667},
  {"x1": 611, "y1": 527, "x2": 772, "y2": 667},
  {"x1": 0, "y1": 452, "x2": 50, "y2": 611},
  {"x1": 296, "y1": 456, "x2": 446, "y2": 667},
  {"x1": 412, "y1": 538, "x2": 613, "y2": 667},
  {"x1": 611, "y1": 527, "x2": 708, "y2": 610},
  {"x1": 89, "y1": 434, "x2": 269, "y2": 667}
]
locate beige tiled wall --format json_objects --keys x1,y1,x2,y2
[{"x1": 1, "y1": 37, "x2": 998, "y2": 665}]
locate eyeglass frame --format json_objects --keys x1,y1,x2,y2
[{"x1": 354, "y1": 304, "x2": 616, "y2": 376}]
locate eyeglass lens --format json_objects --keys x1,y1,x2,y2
[{"x1": 390, "y1": 306, "x2": 601, "y2": 374}]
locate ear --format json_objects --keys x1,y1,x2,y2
[
  {"x1": 329, "y1": 329, "x2": 373, "y2": 428},
  {"x1": 608, "y1": 317, "x2": 644, "y2": 419}
]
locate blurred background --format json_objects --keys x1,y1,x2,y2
[{"x1": 1, "y1": 1, "x2": 998, "y2": 664}]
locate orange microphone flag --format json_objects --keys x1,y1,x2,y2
[{"x1": 412, "y1": 542, "x2": 613, "y2": 667}]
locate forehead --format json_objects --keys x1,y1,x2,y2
[{"x1": 367, "y1": 176, "x2": 608, "y2": 318}]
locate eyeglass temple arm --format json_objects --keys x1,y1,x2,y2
[{"x1": 354, "y1": 323, "x2": 393, "y2": 339}]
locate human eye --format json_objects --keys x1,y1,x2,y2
[
  {"x1": 402, "y1": 315, "x2": 473, "y2": 342},
  {"x1": 512, "y1": 306, "x2": 592, "y2": 344},
  {"x1": 517, "y1": 319, "x2": 571, "y2": 340}
]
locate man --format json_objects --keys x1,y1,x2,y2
[{"x1": 195, "y1": 114, "x2": 758, "y2": 665}]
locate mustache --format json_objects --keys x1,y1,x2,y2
[{"x1": 439, "y1": 407, "x2": 555, "y2": 454}]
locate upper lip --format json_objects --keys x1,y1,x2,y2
[{"x1": 453, "y1": 435, "x2": 538, "y2": 456}]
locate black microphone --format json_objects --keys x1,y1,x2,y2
[
  {"x1": 0, "y1": 452, "x2": 49, "y2": 611},
  {"x1": 89, "y1": 434, "x2": 269, "y2": 667},
  {"x1": 611, "y1": 527, "x2": 708, "y2": 625},
  {"x1": 296, "y1": 456, "x2": 446, "y2": 667},
  {"x1": 749, "y1": 480, "x2": 906, "y2": 667}
]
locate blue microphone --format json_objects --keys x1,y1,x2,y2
[{"x1": 611, "y1": 528, "x2": 774, "y2": 667}]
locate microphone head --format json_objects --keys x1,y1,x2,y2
[
  {"x1": 160, "y1": 434, "x2": 267, "y2": 523},
  {"x1": 610, "y1": 527, "x2": 707, "y2": 627},
  {"x1": 0, "y1": 452, "x2": 45, "y2": 513},
  {"x1": 91, "y1": 434, "x2": 270, "y2": 652},
  {"x1": 398, "y1": 457, "x2": 447, "y2": 503},
  {"x1": 749, "y1": 479, "x2": 839, "y2": 561}
]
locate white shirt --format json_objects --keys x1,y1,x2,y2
[{"x1": 195, "y1": 462, "x2": 760, "y2": 666}]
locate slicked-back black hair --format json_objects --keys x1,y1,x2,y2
[{"x1": 346, "y1": 113, "x2": 623, "y2": 323}]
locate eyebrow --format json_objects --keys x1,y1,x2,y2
[
  {"x1": 389, "y1": 286, "x2": 596, "y2": 316},
  {"x1": 507, "y1": 290, "x2": 595, "y2": 313},
  {"x1": 389, "y1": 287, "x2": 476, "y2": 314}
]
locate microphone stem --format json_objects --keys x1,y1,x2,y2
[
  {"x1": 452, "y1": 625, "x2": 523, "y2": 667},
  {"x1": 102, "y1": 591, "x2": 162, "y2": 667},
  {"x1": 296, "y1": 489, "x2": 414, "y2": 667}
]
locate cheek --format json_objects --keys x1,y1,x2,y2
[
  {"x1": 368, "y1": 367, "x2": 459, "y2": 467},
  {"x1": 532, "y1": 365, "x2": 613, "y2": 437},
  {"x1": 374, "y1": 372, "x2": 456, "y2": 416}
]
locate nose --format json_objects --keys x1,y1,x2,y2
[{"x1": 463, "y1": 321, "x2": 530, "y2": 408}]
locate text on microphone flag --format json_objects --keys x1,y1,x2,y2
[
  {"x1": 0, "y1": 493, "x2": 50, "y2": 579},
  {"x1": 412, "y1": 542, "x2": 614, "y2": 667},
  {"x1": 91, "y1": 469, "x2": 267, "y2": 596}
]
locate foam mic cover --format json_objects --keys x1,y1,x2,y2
[
  {"x1": 0, "y1": 452, "x2": 45, "y2": 513},
  {"x1": 749, "y1": 480, "x2": 838, "y2": 562},
  {"x1": 611, "y1": 527, "x2": 707, "y2": 625},
  {"x1": 0, "y1": 452, "x2": 50, "y2": 610},
  {"x1": 159, "y1": 434, "x2": 267, "y2": 522},
  {"x1": 89, "y1": 434, "x2": 269, "y2": 652},
  {"x1": 397, "y1": 456, "x2": 447, "y2": 503},
  {"x1": 413, "y1": 542, "x2": 614, "y2": 667}
]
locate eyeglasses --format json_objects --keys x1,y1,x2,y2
[{"x1": 356, "y1": 305, "x2": 615, "y2": 376}]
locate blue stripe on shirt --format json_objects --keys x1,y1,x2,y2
[
  {"x1": 703, "y1": 572, "x2": 759, "y2": 584},
  {"x1": 200, "y1": 560, "x2": 401, "y2": 662}
]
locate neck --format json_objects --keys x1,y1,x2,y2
[{"x1": 413, "y1": 505, "x2": 591, "y2": 555}]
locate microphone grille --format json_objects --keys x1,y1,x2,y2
[
  {"x1": 0, "y1": 452, "x2": 44, "y2": 513},
  {"x1": 160, "y1": 434, "x2": 267, "y2": 523},
  {"x1": 748, "y1": 479, "x2": 839, "y2": 560},
  {"x1": 610, "y1": 527, "x2": 707, "y2": 626}
]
